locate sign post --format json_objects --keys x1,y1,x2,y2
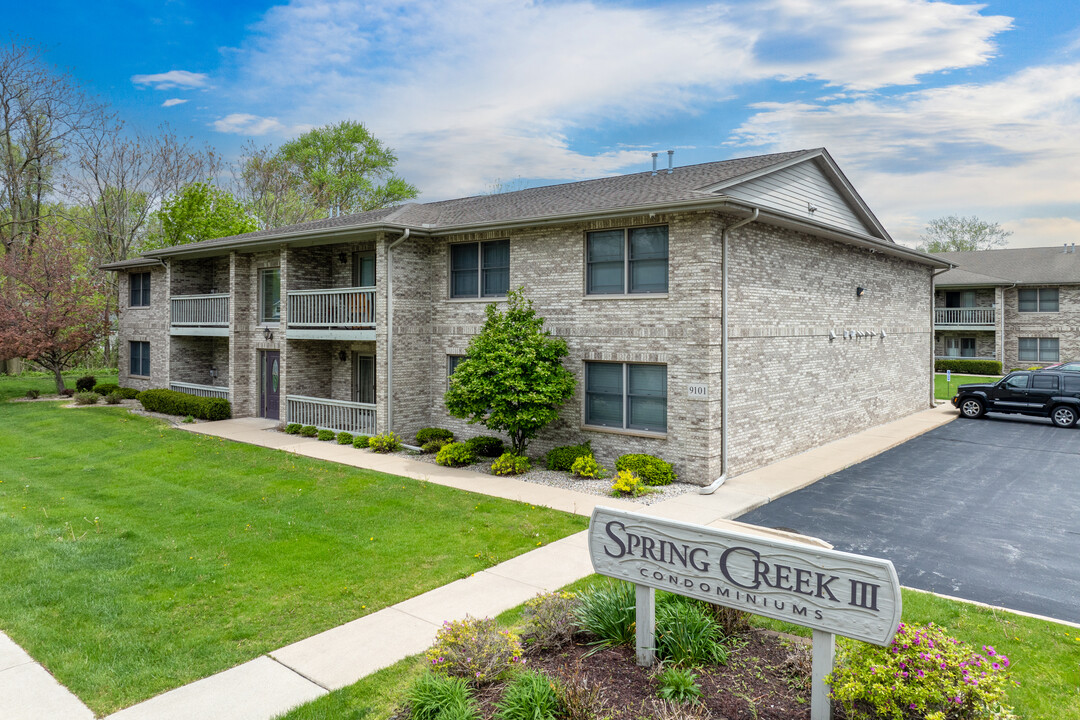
[{"x1": 587, "y1": 507, "x2": 903, "y2": 720}]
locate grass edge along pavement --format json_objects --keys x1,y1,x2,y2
[
  {"x1": 934, "y1": 372, "x2": 1001, "y2": 401},
  {"x1": 0, "y1": 394, "x2": 587, "y2": 715},
  {"x1": 274, "y1": 577, "x2": 1080, "y2": 720}
]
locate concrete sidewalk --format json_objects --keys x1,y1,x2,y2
[{"x1": 10, "y1": 404, "x2": 957, "y2": 720}]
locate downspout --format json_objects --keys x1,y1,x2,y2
[
  {"x1": 998, "y1": 284, "x2": 1014, "y2": 371},
  {"x1": 700, "y1": 208, "x2": 758, "y2": 495},
  {"x1": 385, "y1": 228, "x2": 411, "y2": 433}
]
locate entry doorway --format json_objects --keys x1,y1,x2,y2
[
  {"x1": 354, "y1": 353, "x2": 375, "y2": 404},
  {"x1": 260, "y1": 350, "x2": 281, "y2": 419}
]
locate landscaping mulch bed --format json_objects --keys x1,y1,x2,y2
[{"x1": 441, "y1": 631, "x2": 812, "y2": 720}]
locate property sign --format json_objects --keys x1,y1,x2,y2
[{"x1": 588, "y1": 507, "x2": 902, "y2": 646}]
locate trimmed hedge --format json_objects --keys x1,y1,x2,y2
[
  {"x1": 416, "y1": 427, "x2": 455, "y2": 445},
  {"x1": 616, "y1": 453, "x2": 676, "y2": 486},
  {"x1": 336, "y1": 431, "x2": 354, "y2": 445},
  {"x1": 300, "y1": 425, "x2": 318, "y2": 437},
  {"x1": 317, "y1": 429, "x2": 336, "y2": 441},
  {"x1": 934, "y1": 358, "x2": 1002, "y2": 375},
  {"x1": 545, "y1": 442, "x2": 592, "y2": 471},
  {"x1": 465, "y1": 435, "x2": 505, "y2": 458},
  {"x1": 284, "y1": 423, "x2": 302, "y2": 434},
  {"x1": 136, "y1": 389, "x2": 232, "y2": 421},
  {"x1": 92, "y1": 383, "x2": 120, "y2": 395}
]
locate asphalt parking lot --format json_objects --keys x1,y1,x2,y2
[{"x1": 738, "y1": 411, "x2": 1080, "y2": 624}]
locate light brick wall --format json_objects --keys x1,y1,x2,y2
[
  {"x1": 1002, "y1": 284, "x2": 1080, "y2": 368},
  {"x1": 229, "y1": 250, "x2": 283, "y2": 418},
  {"x1": 117, "y1": 265, "x2": 169, "y2": 391},
  {"x1": 170, "y1": 257, "x2": 229, "y2": 295}
]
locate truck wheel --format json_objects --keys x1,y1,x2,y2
[
  {"x1": 960, "y1": 398, "x2": 985, "y2": 419},
  {"x1": 1051, "y1": 405, "x2": 1077, "y2": 428}
]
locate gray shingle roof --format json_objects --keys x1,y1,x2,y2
[
  {"x1": 934, "y1": 246, "x2": 1080, "y2": 286},
  {"x1": 140, "y1": 150, "x2": 815, "y2": 256}
]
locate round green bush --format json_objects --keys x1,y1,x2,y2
[
  {"x1": 425, "y1": 616, "x2": 523, "y2": 685},
  {"x1": 75, "y1": 375, "x2": 97, "y2": 392},
  {"x1": 284, "y1": 423, "x2": 302, "y2": 435},
  {"x1": 25, "y1": 389, "x2": 40, "y2": 399},
  {"x1": 104, "y1": 391, "x2": 123, "y2": 405},
  {"x1": 369, "y1": 432, "x2": 403, "y2": 453},
  {"x1": 317, "y1": 429, "x2": 336, "y2": 441},
  {"x1": 299, "y1": 425, "x2": 318, "y2": 438},
  {"x1": 422, "y1": 438, "x2": 450, "y2": 454},
  {"x1": 436, "y1": 442, "x2": 476, "y2": 467},
  {"x1": 336, "y1": 431, "x2": 354, "y2": 445},
  {"x1": 491, "y1": 452, "x2": 531, "y2": 476},
  {"x1": 570, "y1": 454, "x2": 606, "y2": 479},
  {"x1": 416, "y1": 427, "x2": 455, "y2": 445},
  {"x1": 465, "y1": 435, "x2": 505, "y2": 458},
  {"x1": 545, "y1": 442, "x2": 592, "y2": 471},
  {"x1": 92, "y1": 383, "x2": 120, "y2": 395},
  {"x1": 353, "y1": 434, "x2": 371, "y2": 449},
  {"x1": 73, "y1": 391, "x2": 100, "y2": 406},
  {"x1": 615, "y1": 453, "x2": 676, "y2": 486}
]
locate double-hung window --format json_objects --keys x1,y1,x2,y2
[
  {"x1": 584, "y1": 362, "x2": 667, "y2": 432},
  {"x1": 586, "y1": 226, "x2": 668, "y2": 295},
  {"x1": 450, "y1": 240, "x2": 509, "y2": 298},
  {"x1": 1018, "y1": 288, "x2": 1058, "y2": 312},
  {"x1": 447, "y1": 354, "x2": 466, "y2": 377},
  {"x1": 130, "y1": 341, "x2": 150, "y2": 377},
  {"x1": 1018, "y1": 337, "x2": 1059, "y2": 362},
  {"x1": 259, "y1": 268, "x2": 281, "y2": 324},
  {"x1": 129, "y1": 272, "x2": 151, "y2": 307}
]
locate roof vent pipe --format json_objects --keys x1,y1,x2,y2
[
  {"x1": 1072, "y1": 243, "x2": 1076, "y2": 253},
  {"x1": 651, "y1": 152, "x2": 658, "y2": 176},
  {"x1": 667, "y1": 150, "x2": 674, "y2": 174},
  {"x1": 1065, "y1": 244, "x2": 1069, "y2": 253}
]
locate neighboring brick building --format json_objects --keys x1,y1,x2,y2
[
  {"x1": 933, "y1": 246, "x2": 1080, "y2": 370},
  {"x1": 103, "y1": 148, "x2": 948, "y2": 484}
]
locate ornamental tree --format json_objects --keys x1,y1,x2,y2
[
  {"x1": 444, "y1": 288, "x2": 576, "y2": 454},
  {"x1": 0, "y1": 227, "x2": 108, "y2": 392}
]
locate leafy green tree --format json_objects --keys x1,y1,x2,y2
[
  {"x1": 444, "y1": 289, "x2": 576, "y2": 454},
  {"x1": 917, "y1": 215, "x2": 1012, "y2": 253},
  {"x1": 144, "y1": 181, "x2": 257, "y2": 250}
]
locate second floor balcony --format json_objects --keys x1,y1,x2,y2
[
  {"x1": 171, "y1": 294, "x2": 230, "y2": 336},
  {"x1": 934, "y1": 307, "x2": 995, "y2": 328},
  {"x1": 286, "y1": 287, "x2": 376, "y2": 340}
]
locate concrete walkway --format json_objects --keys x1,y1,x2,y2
[{"x1": 7, "y1": 405, "x2": 957, "y2": 720}]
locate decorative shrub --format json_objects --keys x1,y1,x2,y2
[
  {"x1": 25, "y1": 389, "x2": 40, "y2": 399},
  {"x1": 491, "y1": 452, "x2": 531, "y2": 476},
  {"x1": 60, "y1": 388, "x2": 75, "y2": 397},
  {"x1": 113, "y1": 387, "x2": 140, "y2": 400},
  {"x1": 92, "y1": 383, "x2": 120, "y2": 395},
  {"x1": 826, "y1": 622, "x2": 1015, "y2": 720},
  {"x1": 136, "y1": 389, "x2": 231, "y2": 421},
  {"x1": 104, "y1": 391, "x2": 123, "y2": 405},
  {"x1": 521, "y1": 592, "x2": 580, "y2": 653},
  {"x1": 655, "y1": 666, "x2": 704, "y2": 704},
  {"x1": 317, "y1": 429, "x2": 335, "y2": 441},
  {"x1": 436, "y1": 442, "x2": 476, "y2": 467},
  {"x1": 336, "y1": 431, "x2": 354, "y2": 445},
  {"x1": 300, "y1": 425, "x2": 318, "y2": 438},
  {"x1": 465, "y1": 435, "x2": 505, "y2": 458},
  {"x1": 425, "y1": 616, "x2": 523, "y2": 685},
  {"x1": 422, "y1": 438, "x2": 450, "y2": 454},
  {"x1": 75, "y1": 375, "x2": 97, "y2": 392},
  {"x1": 545, "y1": 442, "x2": 592, "y2": 471},
  {"x1": 656, "y1": 597, "x2": 729, "y2": 666},
  {"x1": 369, "y1": 432, "x2": 403, "y2": 453},
  {"x1": 73, "y1": 391, "x2": 100, "y2": 406},
  {"x1": 574, "y1": 580, "x2": 636, "y2": 649},
  {"x1": 935, "y1": 358, "x2": 1002, "y2": 375},
  {"x1": 496, "y1": 670, "x2": 563, "y2": 720},
  {"x1": 616, "y1": 454, "x2": 676, "y2": 486},
  {"x1": 406, "y1": 673, "x2": 480, "y2": 720},
  {"x1": 284, "y1": 423, "x2": 302, "y2": 435},
  {"x1": 416, "y1": 427, "x2": 455, "y2": 445},
  {"x1": 611, "y1": 469, "x2": 649, "y2": 497},
  {"x1": 570, "y1": 454, "x2": 607, "y2": 479},
  {"x1": 182, "y1": 415, "x2": 195, "y2": 424},
  {"x1": 353, "y1": 435, "x2": 371, "y2": 449}
]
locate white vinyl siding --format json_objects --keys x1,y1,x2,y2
[{"x1": 723, "y1": 161, "x2": 872, "y2": 236}]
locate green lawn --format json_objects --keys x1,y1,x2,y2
[
  {"x1": 0, "y1": 389, "x2": 587, "y2": 715},
  {"x1": 276, "y1": 578, "x2": 1080, "y2": 720},
  {"x1": 934, "y1": 372, "x2": 1000, "y2": 400}
]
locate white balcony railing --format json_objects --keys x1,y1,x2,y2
[
  {"x1": 286, "y1": 395, "x2": 377, "y2": 435},
  {"x1": 934, "y1": 307, "x2": 995, "y2": 326},
  {"x1": 171, "y1": 294, "x2": 230, "y2": 327},
  {"x1": 169, "y1": 381, "x2": 230, "y2": 400},
  {"x1": 287, "y1": 287, "x2": 375, "y2": 328}
]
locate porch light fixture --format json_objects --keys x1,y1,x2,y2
[
  {"x1": 338, "y1": 350, "x2": 348, "y2": 362},
  {"x1": 338, "y1": 252, "x2": 348, "y2": 264},
  {"x1": 856, "y1": 286, "x2": 866, "y2": 299},
  {"x1": 263, "y1": 327, "x2": 273, "y2": 341}
]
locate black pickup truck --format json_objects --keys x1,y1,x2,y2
[{"x1": 952, "y1": 370, "x2": 1080, "y2": 427}]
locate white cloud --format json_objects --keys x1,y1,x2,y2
[
  {"x1": 161, "y1": 98, "x2": 188, "y2": 108},
  {"x1": 131, "y1": 70, "x2": 209, "y2": 90},
  {"x1": 208, "y1": 0, "x2": 1010, "y2": 199},
  {"x1": 212, "y1": 113, "x2": 285, "y2": 135},
  {"x1": 1002, "y1": 218, "x2": 1080, "y2": 249}
]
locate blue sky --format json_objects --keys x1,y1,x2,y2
[{"x1": 9, "y1": 0, "x2": 1080, "y2": 247}]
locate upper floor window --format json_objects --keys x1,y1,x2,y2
[
  {"x1": 584, "y1": 361, "x2": 667, "y2": 433},
  {"x1": 130, "y1": 341, "x2": 150, "y2": 377},
  {"x1": 586, "y1": 226, "x2": 668, "y2": 295},
  {"x1": 944, "y1": 290, "x2": 975, "y2": 308},
  {"x1": 129, "y1": 272, "x2": 151, "y2": 307},
  {"x1": 1019, "y1": 337, "x2": 1059, "y2": 362},
  {"x1": 447, "y1": 354, "x2": 466, "y2": 377},
  {"x1": 259, "y1": 268, "x2": 281, "y2": 324},
  {"x1": 1018, "y1": 288, "x2": 1058, "y2": 312},
  {"x1": 450, "y1": 240, "x2": 509, "y2": 298}
]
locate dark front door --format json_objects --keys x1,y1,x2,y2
[{"x1": 261, "y1": 351, "x2": 281, "y2": 419}]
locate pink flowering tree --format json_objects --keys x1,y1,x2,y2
[{"x1": 0, "y1": 227, "x2": 109, "y2": 392}]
